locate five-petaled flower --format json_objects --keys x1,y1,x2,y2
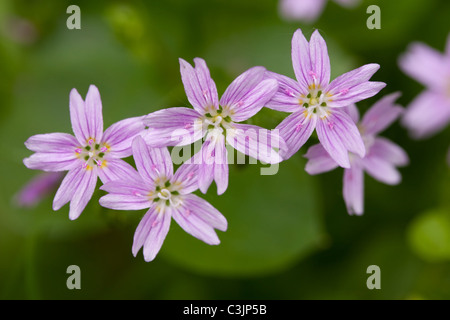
[
  {"x1": 304, "y1": 92, "x2": 409, "y2": 215},
  {"x1": 99, "y1": 136, "x2": 228, "y2": 262},
  {"x1": 265, "y1": 29, "x2": 386, "y2": 168},
  {"x1": 143, "y1": 58, "x2": 284, "y2": 195},
  {"x1": 23, "y1": 85, "x2": 146, "y2": 220},
  {"x1": 399, "y1": 34, "x2": 450, "y2": 139}
]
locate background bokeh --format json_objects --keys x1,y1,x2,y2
[{"x1": 1, "y1": 0, "x2": 449, "y2": 299}]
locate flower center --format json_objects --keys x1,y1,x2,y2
[
  {"x1": 152, "y1": 178, "x2": 182, "y2": 208},
  {"x1": 75, "y1": 138, "x2": 109, "y2": 169},
  {"x1": 299, "y1": 87, "x2": 331, "y2": 118},
  {"x1": 203, "y1": 106, "x2": 234, "y2": 133}
]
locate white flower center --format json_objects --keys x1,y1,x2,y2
[
  {"x1": 203, "y1": 106, "x2": 234, "y2": 133},
  {"x1": 299, "y1": 86, "x2": 331, "y2": 119},
  {"x1": 75, "y1": 138, "x2": 110, "y2": 169},
  {"x1": 152, "y1": 178, "x2": 182, "y2": 209}
]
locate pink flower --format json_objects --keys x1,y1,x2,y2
[
  {"x1": 99, "y1": 136, "x2": 227, "y2": 262},
  {"x1": 304, "y1": 93, "x2": 409, "y2": 215},
  {"x1": 143, "y1": 58, "x2": 284, "y2": 195},
  {"x1": 266, "y1": 29, "x2": 386, "y2": 168},
  {"x1": 279, "y1": 0, "x2": 360, "y2": 23},
  {"x1": 14, "y1": 172, "x2": 63, "y2": 207},
  {"x1": 399, "y1": 35, "x2": 450, "y2": 139},
  {"x1": 23, "y1": 85, "x2": 146, "y2": 220}
]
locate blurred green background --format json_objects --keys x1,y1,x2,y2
[{"x1": 1, "y1": 0, "x2": 449, "y2": 299}]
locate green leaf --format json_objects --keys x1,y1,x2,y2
[{"x1": 162, "y1": 157, "x2": 325, "y2": 277}]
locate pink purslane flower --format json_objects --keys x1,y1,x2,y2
[
  {"x1": 304, "y1": 93, "x2": 409, "y2": 215},
  {"x1": 279, "y1": 0, "x2": 360, "y2": 23},
  {"x1": 99, "y1": 136, "x2": 227, "y2": 262},
  {"x1": 143, "y1": 58, "x2": 284, "y2": 195},
  {"x1": 265, "y1": 29, "x2": 386, "y2": 168},
  {"x1": 14, "y1": 172, "x2": 64, "y2": 207},
  {"x1": 399, "y1": 35, "x2": 450, "y2": 139},
  {"x1": 23, "y1": 85, "x2": 146, "y2": 220}
]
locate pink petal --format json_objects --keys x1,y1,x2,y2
[
  {"x1": 343, "y1": 163, "x2": 364, "y2": 216},
  {"x1": 23, "y1": 133, "x2": 79, "y2": 171},
  {"x1": 172, "y1": 196, "x2": 225, "y2": 245},
  {"x1": 25, "y1": 133, "x2": 79, "y2": 153},
  {"x1": 399, "y1": 42, "x2": 448, "y2": 90},
  {"x1": 85, "y1": 85, "x2": 104, "y2": 142},
  {"x1": 133, "y1": 206, "x2": 172, "y2": 262},
  {"x1": 99, "y1": 179, "x2": 151, "y2": 211},
  {"x1": 142, "y1": 107, "x2": 203, "y2": 147},
  {"x1": 304, "y1": 143, "x2": 339, "y2": 175},
  {"x1": 360, "y1": 92, "x2": 403, "y2": 135},
  {"x1": 342, "y1": 104, "x2": 360, "y2": 123},
  {"x1": 69, "y1": 85, "x2": 103, "y2": 144},
  {"x1": 279, "y1": 0, "x2": 326, "y2": 23},
  {"x1": 53, "y1": 167, "x2": 83, "y2": 211},
  {"x1": 15, "y1": 172, "x2": 64, "y2": 208},
  {"x1": 171, "y1": 160, "x2": 199, "y2": 194},
  {"x1": 132, "y1": 136, "x2": 173, "y2": 183},
  {"x1": 316, "y1": 109, "x2": 365, "y2": 168},
  {"x1": 291, "y1": 29, "x2": 313, "y2": 89},
  {"x1": 67, "y1": 167, "x2": 98, "y2": 220},
  {"x1": 275, "y1": 110, "x2": 317, "y2": 160},
  {"x1": 220, "y1": 67, "x2": 278, "y2": 122},
  {"x1": 23, "y1": 152, "x2": 79, "y2": 172},
  {"x1": 369, "y1": 137, "x2": 409, "y2": 167},
  {"x1": 401, "y1": 90, "x2": 450, "y2": 139},
  {"x1": 220, "y1": 67, "x2": 265, "y2": 107},
  {"x1": 264, "y1": 71, "x2": 303, "y2": 112},
  {"x1": 214, "y1": 134, "x2": 228, "y2": 195},
  {"x1": 97, "y1": 158, "x2": 141, "y2": 184},
  {"x1": 325, "y1": 64, "x2": 385, "y2": 108},
  {"x1": 196, "y1": 134, "x2": 228, "y2": 195},
  {"x1": 225, "y1": 78, "x2": 278, "y2": 123},
  {"x1": 180, "y1": 194, "x2": 228, "y2": 231},
  {"x1": 179, "y1": 58, "x2": 219, "y2": 114},
  {"x1": 102, "y1": 116, "x2": 146, "y2": 158},
  {"x1": 362, "y1": 153, "x2": 402, "y2": 185},
  {"x1": 309, "y1": 29, "x2": 331, "y2": 88},
  {"x1": 226, "y1": 123, "x2": 284, "y2": 164}
]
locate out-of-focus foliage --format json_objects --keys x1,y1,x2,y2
[{"x1": 0, "y1": 0, "x2": 449, "y2": 299}]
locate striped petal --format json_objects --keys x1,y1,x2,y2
[
  {"x1": 172, "y1": 195, "x2": 226, "y2": 245},
  {"x1": 226, "y1": 123, "x2": 284, "y2": 164},
  {"x1": 99, "y1": 178, "x2": 151, "y2": 211},
  {"x1": 325, "y1": 64, "x2": 386, "y2": 108},
  {"x1": 275, "y1": 110, "x2": 317, "y2": 160},
  {"x1": 264, "y1": 71, "x2": 303, "y2": 112},
  {"x1": 70, "y1": 85, "x2": 103, "y2": 144},
  {"x1": 132, "y1": 206, "x2": 172, "y2": 262},
  {"x1": 102, "y1": 116, "x2": 147, "y2": 158},
  {"x1": 309, "y1": 30, "x2": 331, "y2": 88},
  {"x1": 179, "y1": 58, "x2": 219, "y2": 114},
  {"x1": 316, "y1": 109, "x2": 365, "y2": 168},
  {"x1": 97, "y1": 158, "x2": 141, "y2": 184},
  {"x1": 360, "y1": 92, "x2": 403, "y2": 135},
  {"x1": 343, "y1": 163, "x2": 364, "y2": 216},
  {"x1": 304, "y1": 143, "x2": 339, "y2": 175},
  {"x1": 132, "y1": 136, "x2": 173, "y2": 183},
  {"x1": 143, "y1": 107, "x2": 202, "y2": 147}
]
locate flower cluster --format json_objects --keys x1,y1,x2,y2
[{"x1": 22, "y1": 28, "x2": 409, "y2": 262}]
